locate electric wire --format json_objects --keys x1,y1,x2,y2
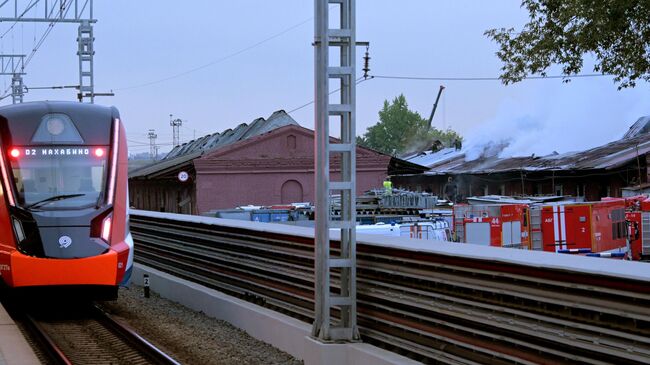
[
  {"x1": 0, "y1": 1, "x2": 71, "y2": 99},
  {"x1": 370, "y1": 73, "x2": 612, "y2": 81},
  {"x1": 114, "y1": 16, "x2": 314, "y2": 91},
  {"x1": 24, "y1": 6, "x2": 69, "y2": 68},
  {"x1": 0, "y1": 0, "x2": 37, "y2": 40},
  {"x1": 287, "y1": 76, "x2": 370, "y2": 115}
]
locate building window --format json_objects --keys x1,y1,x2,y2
[
  {"x1": 555, "y1": 184, "x2": 563, "y2": 196},
  {"x1": 287, "y1": 135, "x2": 297, "y2": 150},
  {"x1": 499, "y1": 184, "x2": 505, "y2": 196},
  {"x1": 281, "y1": 180, "x2": 303, "y2": 204}
]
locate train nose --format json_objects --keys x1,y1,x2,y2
[{"x1": 36, "y1": 227, "x2": 109, "y2": 259}]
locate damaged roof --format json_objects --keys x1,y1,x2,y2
[
  {"x1": 623, "y1": 116, "x2": 650, "y2": 139},
  {"x1": 417, "y1": 128, "x2": 650, "y2": 176},
  {"x1": 130, "y1": 110, "x2": 298, "y2": 178}
]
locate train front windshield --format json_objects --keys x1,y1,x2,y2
[{"x1": 9, "y1": 146, "x2": 108, "y2": 209}]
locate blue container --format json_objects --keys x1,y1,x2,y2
[
  {"x1": 251, "y1": 211, "x2": 271, "y2": 222},
  {"x1": 270, "y1": 210, "x2": 290, "y2": 222}
]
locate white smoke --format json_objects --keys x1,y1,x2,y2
[{"x1": 462, "y1": 79, "x2": 650, "y2": 160}]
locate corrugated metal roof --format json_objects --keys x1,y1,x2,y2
[
  {"x1": 129, "y1": 110, "x2": 298, "y2": 179},
  {"x1": 164, "y1": 110, "x2": 298, "y2": 160},
  {"x1": 425, "y1": 133, "x2": 650, "y2": 175},
  {"x1": 623, "y1": 116, "x2": 650, "y2": 139},
  {"x1": 405, "y1": 148, "x2": 465, "y2": 168}
]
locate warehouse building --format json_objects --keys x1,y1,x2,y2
[{"x1": 129, "y1": 110, "x2": 425, "y2": 214}]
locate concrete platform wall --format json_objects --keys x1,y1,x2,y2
[{"x1": 132, "y1": 264, "x2": 420, "y2": 365}]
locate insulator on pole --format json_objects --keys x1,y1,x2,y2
[{"x1": 362, "y1": 45, "x2": 371, "y2": 80}]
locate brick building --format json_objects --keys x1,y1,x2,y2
[{"x1": 129, "y1": 111, "x2": 425, "y2": 214}]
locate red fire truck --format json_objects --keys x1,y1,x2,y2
[
  {"x1": 453, "y1": 204, "x2": 530, "y2": 249},
  {"x1": 531, "y1": 200, "x2": 627, "y2": 254},
  {"x1": 612, "y1": 195, "x2": 650, "y2": 261}
]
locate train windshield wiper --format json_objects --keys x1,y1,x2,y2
[{"x1": 25, "y1": 194, "x2": 86, "y2": 210}]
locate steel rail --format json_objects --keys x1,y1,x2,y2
[
  {"x1": 22, "y1": 314, "x2": 73, "y2": 365},
  {"x1": 92, "y1": 305, "x2": 182, "y2": 365},
  {"x1": 130, "y1": 214, "x2": 650, "y2": 364},
  {"x1": 10, "y1": 300, "x2": 180, "y2": 365}
]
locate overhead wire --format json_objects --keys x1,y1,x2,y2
[
  {"x1": 114, "y1": 16, "x2": 314, "y2": 91},
  {"x1": 0, "y1": 0, "x2": 37, "y2": 40},
  {"x1": 24, "y1": 2, "x2": 72, "y2": 68},
  {"x1": 0, "y1": 1, "x2": 71, "y2": 99},
  {"x1": 287, "y1": 76, "x2": 371, "y2": 115},
  {"x1": 370, "y1": 73, "x2": 612, "y2": 81}
]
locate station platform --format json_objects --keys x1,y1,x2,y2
[{"x1": 0, "y1": 303, "x2": 40, "y2": 365}]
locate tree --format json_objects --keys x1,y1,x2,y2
[
  {"x1": 485, "y1": 1, "x2": 650, "y2": 88},
  {"x1": 357, "y1": 94, "x2": 462, "y2": 156}
]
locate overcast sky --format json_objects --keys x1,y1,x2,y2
[{"x1": 0, "y1": 0, "x2": 648, "y2": 156}]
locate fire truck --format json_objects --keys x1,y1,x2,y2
[
  {"x1": 610, "y1": 195, "x2": 650, "y2": 261},
  {"x1": 453, "y1": 198, "x2": 640, "y2": 259},
  {"x1": 453, "y1": 204, "x2": 530, "y2": 249},
  {"x1": 530, "y1": 200, "x2": 627, "y2": 254}
]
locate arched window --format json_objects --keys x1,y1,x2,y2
[
  {"x1": 281, "y1": 180, "x2": 303, "y2": 204},
  {"x1": 286, "y1": 135, "x2": 297, "y2": 150}
]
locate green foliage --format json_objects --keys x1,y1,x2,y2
[
  {"x1": 357, "y1": 94, "x2": 462, "y2": 156},
  {"x1": 485, "y1": 1, "x2": 650, "y2": 88}
]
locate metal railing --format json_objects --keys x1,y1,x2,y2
[{"x1": 130, "y1": 211, "x2": 650, "y2": 364}]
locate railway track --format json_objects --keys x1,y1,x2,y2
[
  {"x1": 8, "y1": 301, "x2": 179, "y2": 365},
  {"x1": 131, "y1": 213, "x2": 650, "y2": 365}
]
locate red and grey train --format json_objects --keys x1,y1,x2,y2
[{"x1": 0, "y1": 101, "x2": 132, "y2": 298}]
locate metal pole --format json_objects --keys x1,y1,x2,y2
[
  {"x1": 312, "y1": 0, "x2": 330, "y2": 341},
  {"x1": 312, "y1": 0, "x2": 359, "y2": 342}
]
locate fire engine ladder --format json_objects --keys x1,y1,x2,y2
[
  {"x1": 312, "y1": 0, "x2": 360, "y2": 341},
  {"x1": 530, "y1": 206, "x2": 542, "y2": 250},
  {"x1": 77, "y1": 21, "x2": 95, "y2": 103}
]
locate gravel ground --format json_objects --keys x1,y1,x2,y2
[{"x1": 100, "y1": 285, "x2": 303, "y2": 365}]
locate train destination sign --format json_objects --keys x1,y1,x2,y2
[{"x1": 10, "y1": 146, "x2": 106, "y2": 158}]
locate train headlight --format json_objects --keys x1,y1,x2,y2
[
  {"x1": 101, "y1": 214, "x2": 112, "y2": 242},
  {"x1": 47, "y1": 117, "x2": 65, "y2": 135}
]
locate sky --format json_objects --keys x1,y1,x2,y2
[{"x1": 0, "y1": 0, "x2": 648, "y2": 157}]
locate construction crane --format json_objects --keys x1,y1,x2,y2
[{"x1": 427, "y1": 85, "x2": 445, "y2": 130}]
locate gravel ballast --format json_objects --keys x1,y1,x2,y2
[{"x1": 101, "y1": 285, "x2": 302, "y2": 365}]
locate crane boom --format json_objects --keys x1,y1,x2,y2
[{"x1": 427, "y1": 85, "x2": 445, "y2": 129}]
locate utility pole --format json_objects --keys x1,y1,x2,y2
[
  {"x1": 0, "y1": 1, "x2": 97, "y2": 103},
  {"x1": 312, "y1": 0, "x2": 360, "y2": 342},
  {"x1": 170, "y1": 114, "x2": 183, "y2": 147},
  {"x1": 0, "y1": 55, "x2": 26, "y2": 104},
  {"x1": 148, "y1": 129, "x2": 158, "y2": 160}
]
